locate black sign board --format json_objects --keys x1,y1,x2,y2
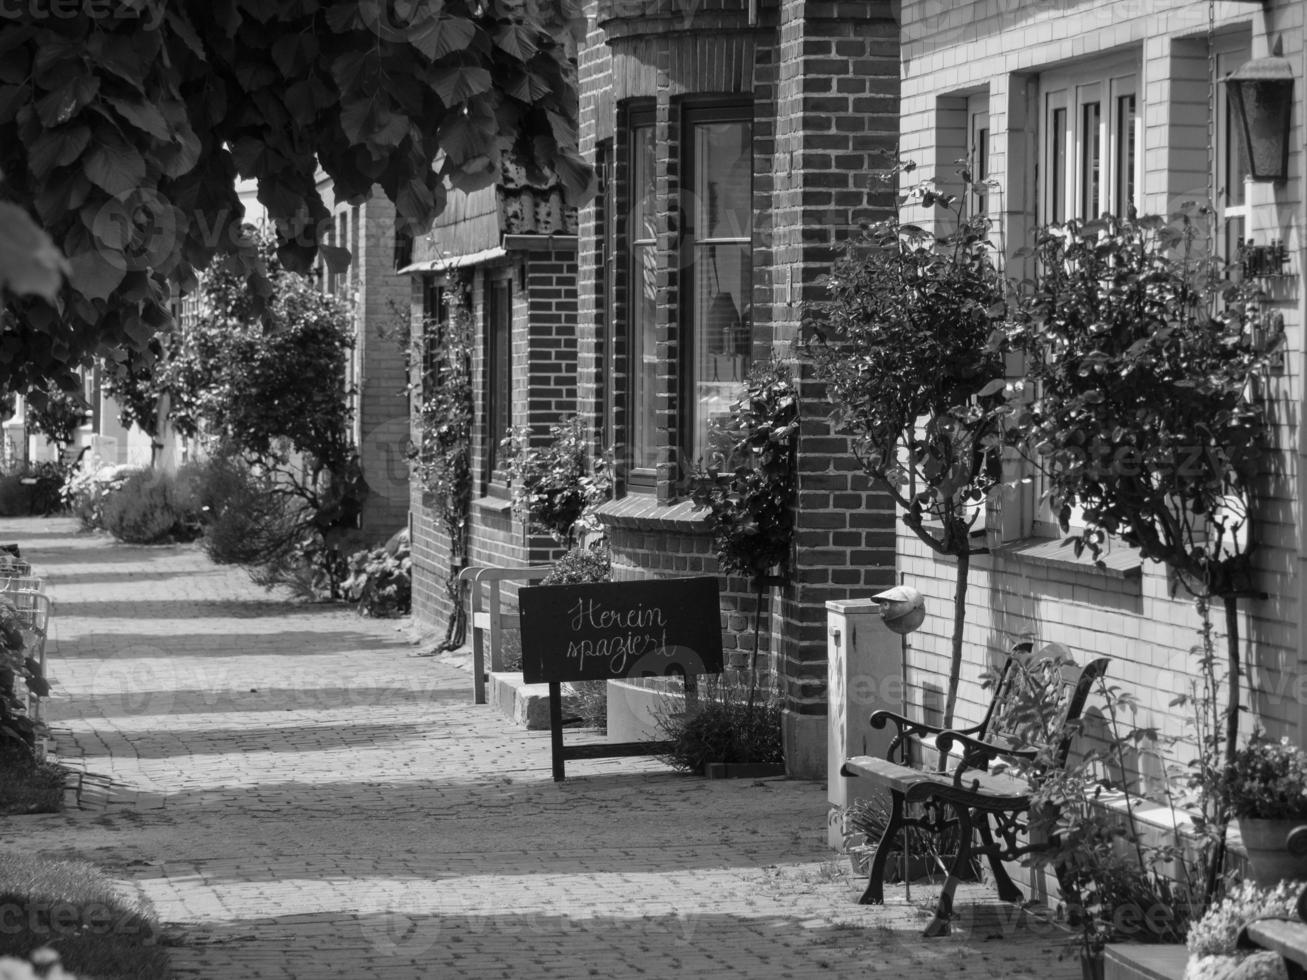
[
  {"x1": 519, "y1": 577, "x2": 725, "y2": 684},
  {"x1": 518, "y1": 576, "x2": 725, "y2": 780}
]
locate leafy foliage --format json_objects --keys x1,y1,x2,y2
[
  {"x1": 410, "y1": 290, "x2": 474, "y2": 651},
  {"x1": 805, "y1": 166, "x2": 1008, "y2": 555},
  {"x1": 657, "y1": 677, "x2": 784, "y2": 774},
  {"x1": 502, "y1": 415, "x2": 612, "y2": 546},
  {"x1": 109, "y1": 230, "x2": 365, "y2": 570},
  {"x1": 1219, "y1": 733, "x2": 1307, "y2": 820},
  {"x1": 1187, "y1": 879, "x2": 1304, "y2": 957},
  {"x1": 1006, "y1": 211, "x2": 1271, "y2": 597},
  {"x1": 540, "y1": 542, "x2": 612, "y2": 586},
  {"x1": 805, "y1": 164, "x2": 1008, "y2": 728},
  {"x1": 683, "y1": 356, "x2": 798, "y2": 582},
  {"x1": 98, "y1": 468, "x2": 202, "y2": 545},
  {"x1": 24, "y1": 384, "x2": 89, "y2": 447},
  {"x1": 342, "y1": 531, "x2": 412, "y2": 618},
  {"x1": 0, "y1": 596, "x2": 40, "y2": 762},
  {"x1": 0, "y1": 0, "x2": 593, "y2": 391}
]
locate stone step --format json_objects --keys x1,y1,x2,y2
[{"x1": 1105, "y1": 944, "x2": 1188, "y2": 980}]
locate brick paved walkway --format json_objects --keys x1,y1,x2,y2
[{"x1": 0, "y1": 517, "x2": 1081, "y2": 979}]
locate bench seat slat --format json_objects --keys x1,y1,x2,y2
[{"x1": 842, "y1": 755, "x2": 1031, "y2": 809}]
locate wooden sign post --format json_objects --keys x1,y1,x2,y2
[{"x1": 519, "y1": 576, "x2": 725, "y2": 780}]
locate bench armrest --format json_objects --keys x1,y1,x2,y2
[
  {"x1": 935, "y1": 729, "x2": 1036, "y2": 772},
  {"x1": 869, "y1": 709, "x2": 983, "y2": 761}
]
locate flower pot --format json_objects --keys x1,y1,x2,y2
[{"x1": 1237, "y1": 817, "x2": 1307, "y2": 885}]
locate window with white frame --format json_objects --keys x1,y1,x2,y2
[
  {"x1": 1034, "y1": 59, "x2": 1140, "y2": 535},
  {"x1": 1042, "y1": 62, "x2": 1139, "y2": 224},
  {"x1": 968, "y1": 95, "x2": 990, "y2": 216},
  {"x1": 1216, "y1": 37, "x2": 1252, "y2": 263}
]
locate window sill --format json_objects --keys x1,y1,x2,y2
[
  {"x1": 594, "y1": 495, "x2": 712, "y2": 533},
  {"x1": 992, "y1": 535, "x2": 1142, "y2": 580},
  {"x1": 473, "y1": 495, "x2": 514, "y2": 515}
]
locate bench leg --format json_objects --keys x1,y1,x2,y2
[
  {"x1": 923, "y1": 804, "x2": 973, "y2": 937},
  {"x1": 978, "y1": 817, "x2": 1024, "y2": 904},
  {"x1": 858, "y1": 789, "x2": 906, "y2": 905}
]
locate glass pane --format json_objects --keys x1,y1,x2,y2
[
  {"x1": 974, "y1": 125, "x2": 989, "y2": 216},
  {"x1": 1051, "y1": 107, "x2": 1067, "y2": 223},
  {"x1": 692, "y1": 241, "x2": 750, "y2": 463},
  {"x1": 629, "y1": 125, "x2": 658, "y2": 471},
  {"x1": 1115, "y1": 94, "x2": 1136, "y2": 214},
  {"x1": 1225, "y1": 97, "x2": 1247, "y2": 207},
  {"x1": 488, "y1": 281, "x2": 512, "y2": 474},
  {"x1": 1081, "y1": 101, "x2": 1101, "y2": 217},
  {"x1": 694, "y1": 121, "x2": 752, "y2": 241},
  {"x1": 631, "y1": 126, "x2": 656, "y2": 245},
  {"x1": 631, "y1": 243, "x2": 658, "y2": 469}
]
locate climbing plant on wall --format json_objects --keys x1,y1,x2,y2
[{"x1": 410, "y1": 282, "x2": 474, "y2": 653}]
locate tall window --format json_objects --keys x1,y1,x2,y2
[
  {"x1": 421, "y1": 278, "x2": 447, "y2": 399},
  {"x1": 628, "y1": 116, "x2": 658, "y2": 477},
  {"x1": 1038, "y1": 60, "x2": 1139, "y2": 535},
  {"x1": 969, "y1": 97, "x2": 989, "y2": 215},
  {"x1": 1043, "y1": 64, "x2": 1139, "y2": 223},
  {"x1": 1216, "y1": 40, "x2": 1252, "y2": 262},
  {"x1": 683, "y1": 105, "x2": 752, "y2": 465},
  {"x1": 485, "y1": 277, "x2": 512, "y2": 481}
]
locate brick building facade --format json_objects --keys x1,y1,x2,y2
[
  {"x1": 405, "y1": 163, "x2": 580, "y2": 633},
  {"x1": 897, "y1": 0, "x2": 1305, "y2": 762},
  {"x1": 315, "y1": 180, "x2": 413, "y2": 544},
  {"x1": 407, "y1": 0, "x2": 903, "y2": 777}
]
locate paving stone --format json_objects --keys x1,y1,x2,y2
[{"x1": 0, "y1": 517, "x2": 1083, "y2": 979}]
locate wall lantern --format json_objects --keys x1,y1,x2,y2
[{"x1": 1223, "y1": 53, "x2": 1295, "y2": 183}]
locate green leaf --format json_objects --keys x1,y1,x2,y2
[
  {"x1": 67, "y1": 245, "x2": 126, "y2": 303},
  {"x1": 409, "y1": 16, "x2": 477, "y2": 60},
  {"x1": 430, "y1": 64, "x2": 493, "y2": 106},
  {"x1": 83, "y1": 138, "x2": 146, "y2": 195},
  {"x1": 106, "y1": 95, "x2": 173, "y2": 141}
]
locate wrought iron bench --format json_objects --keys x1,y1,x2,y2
[{"x1": 841, "y1": 642, "x2": 1108, "y2": 937}]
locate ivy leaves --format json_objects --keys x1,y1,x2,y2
[{"x1": 0, "y1": 0, "x2": 593, "y2": 392}]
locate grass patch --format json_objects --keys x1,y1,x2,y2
[
  {"x1": 0, "y1": 852, "x2": 168, "y2": 980},
  {"x1": 0, "y1": 753, "x2": 67, "y2": 816}
]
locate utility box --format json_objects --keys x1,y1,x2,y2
[{"x1": 826, "y1": 598, "x2": 905, "y2": 849}]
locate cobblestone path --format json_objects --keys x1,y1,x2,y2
[{"x1": 0, "y1": 517, "x2": 1081, "y2": 979}]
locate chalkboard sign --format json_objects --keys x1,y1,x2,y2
[{"x1": 519, "y1": 577, "x2": 725, "y2": 684}]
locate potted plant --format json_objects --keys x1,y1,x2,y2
[{"x1": 1219, "y1": 733, "x2": 1307, "y2": 885}]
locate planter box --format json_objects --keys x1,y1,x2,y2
[{"x1": 703, "y1": 762, "x2": 787, "y2": 780}]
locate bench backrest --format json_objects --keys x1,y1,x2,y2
[{"x1": 976, "y1": 641, "x2": 1109, "y2": 768}]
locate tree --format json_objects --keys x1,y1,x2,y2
[
  {"x1": 1006, "y1": 211, "x2": 1273, "y2": 903},
  {"x1": 111, "y1": 228, "x2": 362, "y2": 554},
  {"x1": 0, "y1": 0, "x2": 592, "y2": 392},
  {"x1": 805, "y1": 167, "x2": 1009, "y2": 729}
]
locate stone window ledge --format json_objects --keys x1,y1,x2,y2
[
  {"x1": 595, "y1": 495, "x2": 712, "y2": 534},
  {"x1": 473, "y1": 495, "x2": 513, "y2": 515},
  {"x1": 930, "y1": 535, "x2": 1142, "y2": 581},
  {"x1": 997, "y1": 536, "x2": 1142, "y2": 580}
]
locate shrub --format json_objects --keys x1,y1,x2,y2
[
  {"x1": 99, "y1": 469, "x2": 201, "y2": 545},
  {"x1": 342, "y1": 529, "x2": 412, "y2": 617},
  {"x1": 657, "y1": 678, "x2": 783, "y2": 774},
  {"x1": 62, "y1": 462, "x2": 139, "y2": 531},
  {"x1": 502, "y1": 416, "x2": 612, "y2": 545},
  {"x1": 0, "y1": 474, "x2": 33, "y2": 517},
  {"x1": 540, "y1": 543, "x2": 611, "y2": 586},
  {"x1": 1187, "y1": 879, "x2": 1304, "y2": 957}
]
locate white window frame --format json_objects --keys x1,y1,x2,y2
[
  {"x1": 1215, "y1": 38, "x2": 1252, "y2": 263},
  {"x1": 1035, "y1": 58, "x2": 1140, "y2": 536}
]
